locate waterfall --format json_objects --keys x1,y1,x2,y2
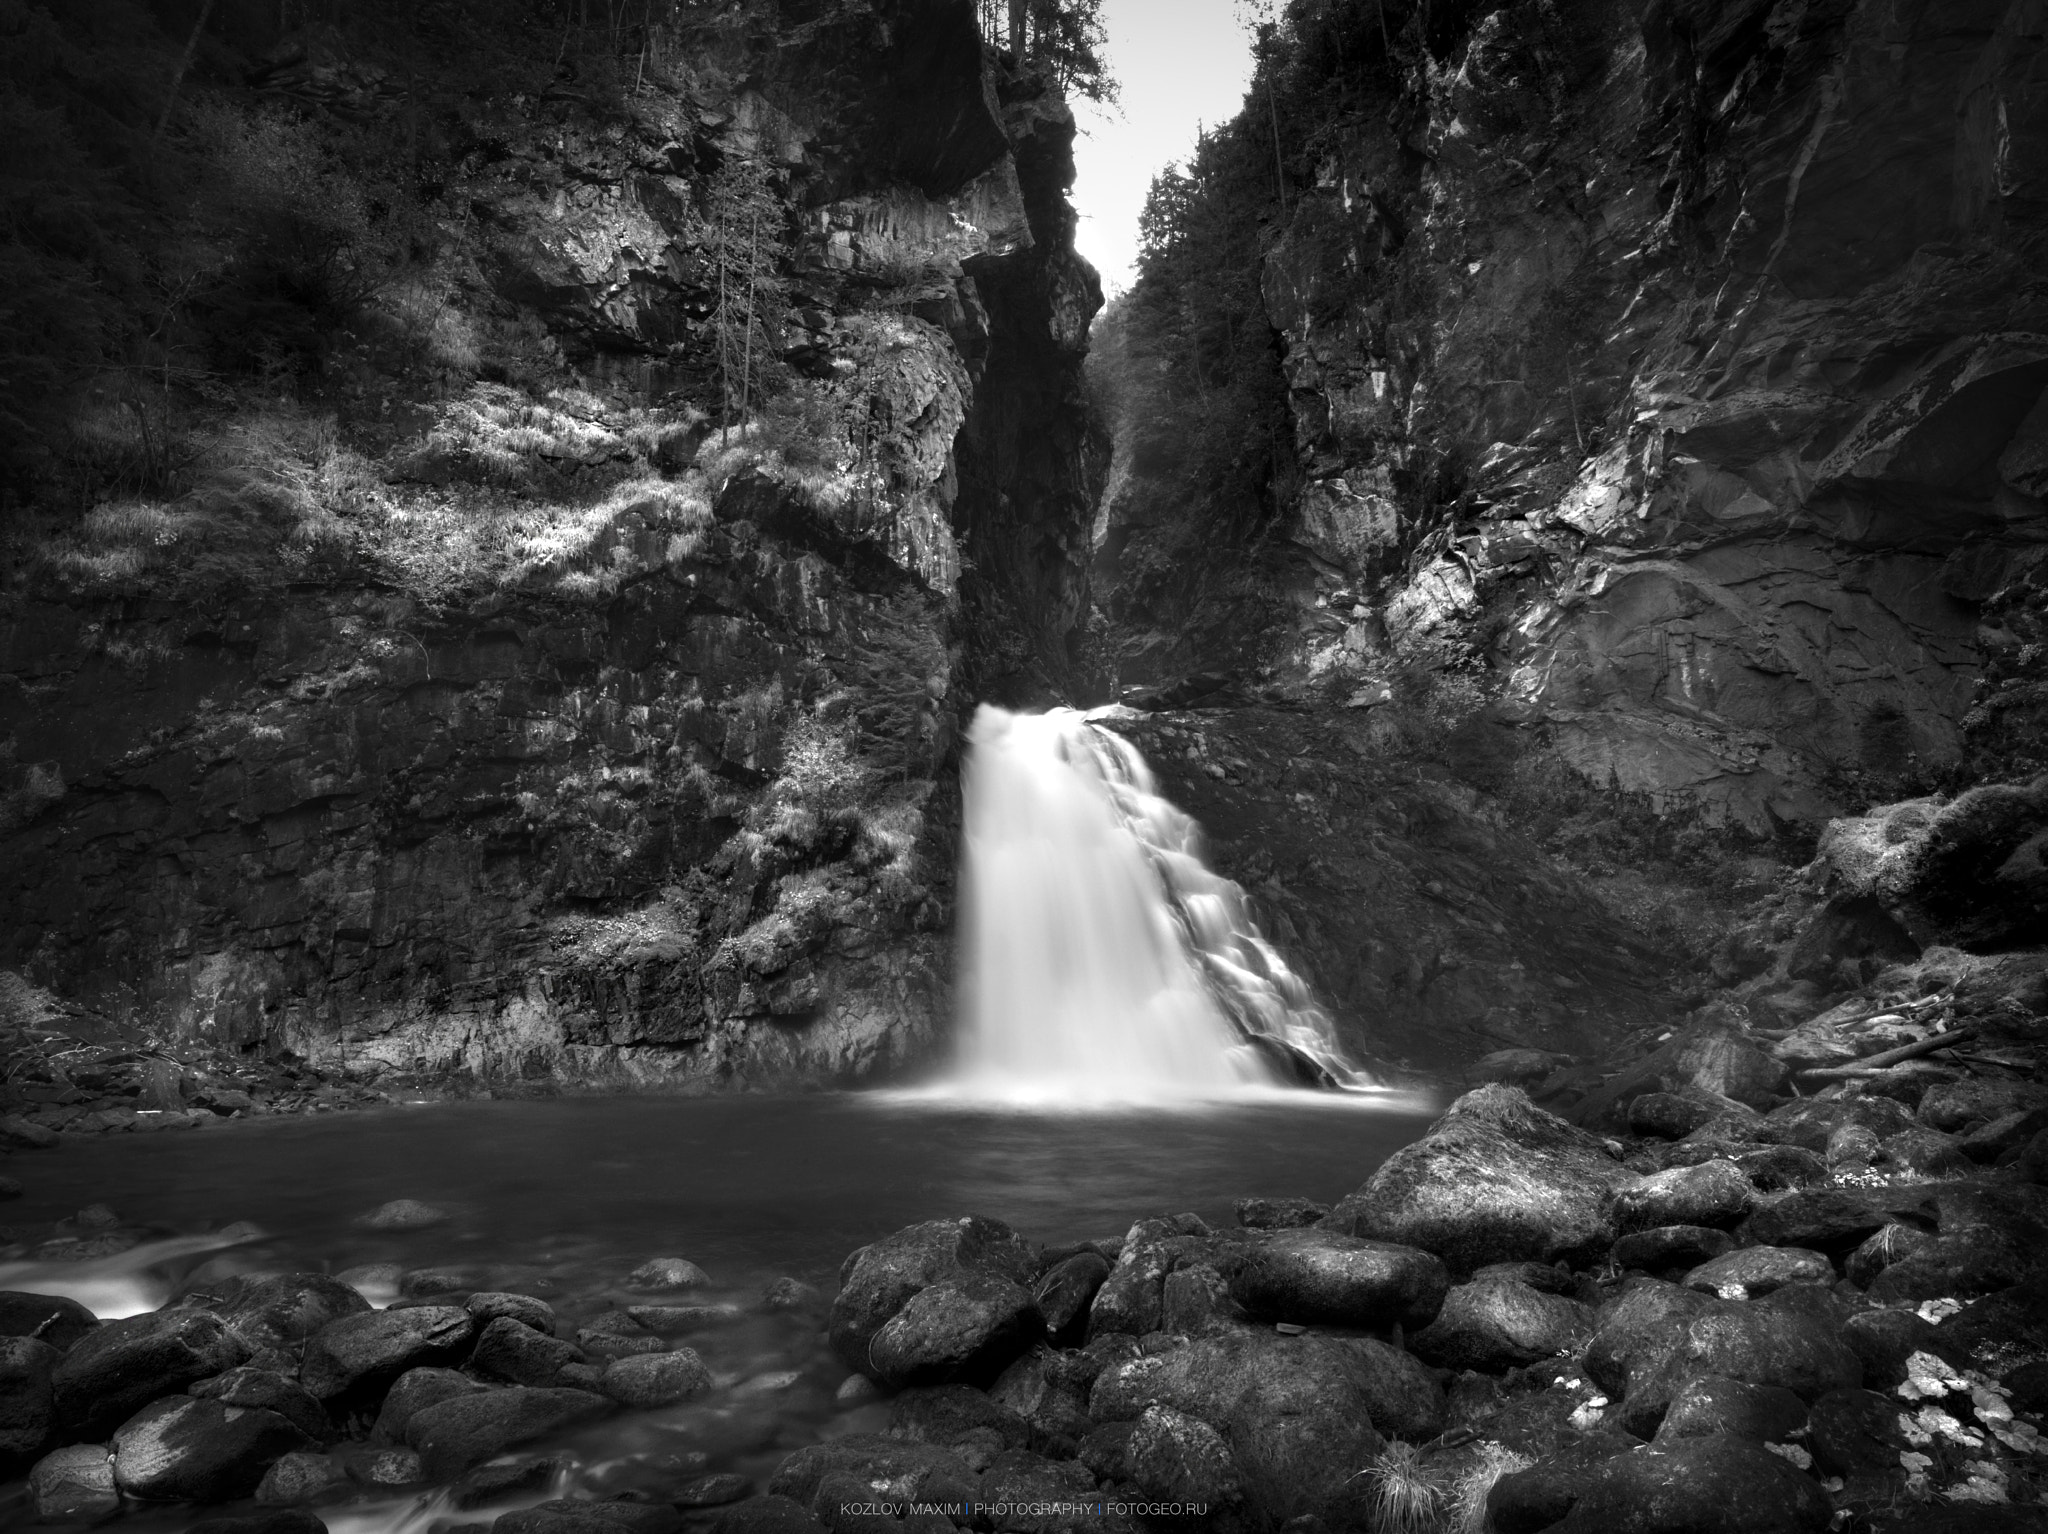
[{"x1": 949, "y1": 704, "x2": 1372, "y2": 1104}]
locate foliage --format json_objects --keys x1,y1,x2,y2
[
  {"x1": 699, "y1": 152, "x2": 790, "y2": 437},
  {"x1": 976, "y1": 0, "x2": 1117, "y2": 102}
]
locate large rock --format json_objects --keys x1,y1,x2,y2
[
  {"x1": 300, "y1": 1305, "x2": 473, "y2": 1400},
  {"x1": 110, "y1": 1395, "x2": 312, "y2": 1502},
  {"x1": 1408, "y1": 1275, "x2": 1595, "y2": 1372},
  {"x1": 52, "y1": 1306, "x2": 252, "y2": 1439},
  {"x1": 1322, "y1": 1086, "x2": 1631, "y2": 1272},
  {"x1": 471, "y1": 1317, "x2": 585, "y2": 1388},
  {"x1": 1086, "y1": 1214, "x2": 1217, "y2": 1337},
  {"x1": 28, "y1": 1443, "x2": 120, "y2": 1520},
  {"x1": 495, "y1": 1502, "x2": 684, "y2": 1534},
  {"x1": 1610, "y1": 1161, "x2": 1753, "y2": 1232},
  {"x1": 218, "y1": 1274, "x2": 372, "y2": 1353},
  {"x1": 402, "y1": 1386, "x2": 614, "y2": 1480},
  {"x1": 1745, "y1": 1185, "x2": 1937, "y2": 1253},
  {"x1": 827, "y1": 1217, "x2": 1036, "y2": 1371},
  {"x1": 189, "y1": 1366, "x2": 332, "y2": 1442},
  {"x1": 1489, "y1": 1434, "x2": 1831, "y2": 1534},
  {"x1": 0, "y1": 1335, "x2": 58, "y2": 1474},
  {"x1": 1031, "y1": 1252, "x2": 1109, "y2": 1344},
  {"x1": 1229, "y1": 1229, "x2": 1448, "y2": 1330},
  {"x1": 1617, "y1": 1300, "x2": 1865, "y2": 1438},
  {"x1": 372, "y1": 1366, "x2": 486, "y2": 1443},
  {"x1": 1087, "y1": 1328, "x2": 1409, "y2": 1525},
  {"x1": 1121, "y1": 1403, "x2": 1247, "y2": 1518},
  {"x1": 1682, "y1": 1247, "x2": 1834, "y2": 1298},
  {"x1": 1651, "y1": 1376, "x2": 1807, "y2": 1445},
  {"x1": 1612, "y1": 1226, "x2": 1736, "y2": 1273},
  {"x1": 0, "y1": 1292, "x2": 98, "y2": 1351},
  {"x1": 866, "y1": 1270, "x2": 1039, "y2": 1387},
  {"x1": 599, "y1": 1349, "x2": 712, "y2": 1408}
]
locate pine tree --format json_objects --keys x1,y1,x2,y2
[{"x1": 700, "y1": 154, "x2": 788, "y2": 442}]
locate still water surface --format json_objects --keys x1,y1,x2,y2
[{"x1": 4, "y1": 1091, "x2": 1437, "y2": 1533}]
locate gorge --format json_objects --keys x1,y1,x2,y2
[{"x1": 2, "y1": 0, "x2": 2048, "y2": 1531}]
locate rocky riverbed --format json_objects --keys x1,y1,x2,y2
[{"x1": 7, "y1": 1046, "x2": 2048, "y2": 1534}]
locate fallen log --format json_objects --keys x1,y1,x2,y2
[{"x1": 1797, "y1": 1027, "x2": 1977, "y2": 1081}]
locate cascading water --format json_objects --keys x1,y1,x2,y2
[{"x1": 950, "y1": 704, "x2": 1373, "y2": 1104}]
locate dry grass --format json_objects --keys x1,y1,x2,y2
[{"x1": 1363, "y1": 1441, "x2": 1441, "y2": 1534}]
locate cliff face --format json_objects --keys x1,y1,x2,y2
[
  {"x1": 1102, "y1": 0, "x2": 2048, "y2": 835},
  {"x1": 0, "y1": 0, "x2": 1100, "y2": 1088}
]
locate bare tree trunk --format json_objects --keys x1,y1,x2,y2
[
  {"x1": 716, "y1": 207, "x2": 731, "y2": 439},
  {"x1": 741, "y1": 200, "x2": 760, "y2": 423},
  {"x1": 155, "y1": 0, "x2": 219, "y2": 140},
  {"x1": 1008, "y1": 0, "x2": 1026, "y2": 60}
]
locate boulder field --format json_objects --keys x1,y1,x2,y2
[{"x1": 10, "y1": 1083, "x2": 2048, "y2": 1532}]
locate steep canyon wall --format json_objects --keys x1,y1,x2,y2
[
  {"x1": 1100, "y1": 0, "x2": 2048, "y2": 836},
  {"x1": 0, "y1": 0, "x2": 1101, "y2": 1087}
]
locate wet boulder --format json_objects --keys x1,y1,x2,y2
[
  {"x1": 300, "y1": 1306, "x2": 473, "y2": 1401},
  {"x1": 1920, "y1": 1078, "x2": 2048, "y2": 1133},
  {"x1": 110, "y1": 1395, "x2": 312, "y2": 1502},
  {"x1": 1021, "y1": 1249, "x2": 1106, "y2": 1338},
  {"x1": 255, "y1": 1449, "x2": 351, "y2": 1505},
  {"x1": 599, "y1": 1349, "x2": 712, "y2": 1408},
  {"x1": 29, "y1": 1443, "x2": 120, "y2": 1520},
  {"x1": 707, "y1": 1496, "x2": 825, "y2": 1534},
  {"x1": 52, "y1": 1307, "x2": 252, "y2": 1439},
  {"x1": 626, "y1": 1258, "x2": 712, "y2": 1292},
  {"x1": 467, "y1": 1292, "x2": 559, "y2": 1335},
  {"x1": 1651, "y1": 1376, "x2": 1807, "y2": 1444},
  {"x1": 1230, "y1": 1229, "x2": 1448, "y2": 1330},
  {"x1": 987, "y1": 1353, "x2": 1092, "y2": 1460},
  {"x1": 827, "y1": 1216, "x2": 1036, "y2": 1372},
  {"x1": 1683, "y1": 1247, "x2": 1834, "y2": 1298},
  {"x1": 1611, "y1": 1161, "x2": 1753, "y2": 1233},
  {"x1": 190, "y1": 1366, "x2": 331, "y2": 1442},
  {"x1": 1409, "y1": 1274, "x2": 1595, "y2": 1373},
  {"x1": 1745, "y1": 1185, "x2": 1937, "y2": 1253},
  {"x1": 1322, "y1": 1086, "x2": 1632, "y2": 1273},
  {"x1": 1087, "y1": 1327, "x2": 1403, "y2": 1525},
  {"x1": 0, "y1": 1292, "x2": 98, "y2": 1351},
  {"x1": 1627, "y1": 1093, "x2": 1725, "y2": 1141},
  {"x1": 866, "y1": 1269, "x2": 1039, "y2": 1387},
  {"x1": 1840, "y1": 1308, "x2": 1962, "y2": 1390},
  {"x1": 402, "y1": 1385, "x2": 614, "y2": 1480},
  {"x1": 1760, "y1": 1096, "x2": 1917, "y2": 1154},
  {"x1": 357, "y1": 1199, "x2": 450, "y2": 1231},
  {"x1": 0, "y1": 1335, "x2": 58, "y2": 1474},
  {"x1": 1488, "y1": 1434, "x2": 1830, "y2": 1534},
  {"x1": 975, "y1": 1447, "x2": 1099, "y2": 1531},
  {"x1": 1618, "y1": 1301, "x2": 1864, "y2": 1438},
  {"x1": 219, "y1": 1275, "x2": 372, "y2": 1354},
  {"x1": 1086, "y1": 1214, "x2": 1217, "y2": 1337},
  {"x1": 1121, "y1": 1403, "x2": 1248, "y2": 1520},
  {"x1": 472, "y1": 1317, "x2": 585, "y2": 1388},
  {"x1": 1160, "y1": 1263, "x2": 1242, "y2": 1335},
  {"x1": 1612, "y1": 1226, "x2": 1736, "y2": 1273},
  {"x1": 1584, "y1": 1281, "x2": 1716, "y2": 1403},
  {"x1": 372, "y1": 1366, "x2": 485, "y2": 1443}
]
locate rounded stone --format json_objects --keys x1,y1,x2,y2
[
  {"x1": 1231, "y1": 1228, "x2": 1450, "y2": 1330},
  {"x1": 599, "y1": 1349, "x2": 713, "y2": 1408},
  {"x1": 1683, "y1": 1246, "x2": 1835, "y2": 1298},
  {"x1": 357, "y1": 1199, "x2": 451, "y2": 1231}
]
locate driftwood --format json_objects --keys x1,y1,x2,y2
[{"x1": 1798, "y1": 1027, "x2": 1977, "y2": 1081}]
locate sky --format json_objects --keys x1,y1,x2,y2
[{"x1": 1069, "y1": 0, "x2": 1259, "y2": 297}]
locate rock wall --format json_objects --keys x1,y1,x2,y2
[
  {"x1": 1104, "y1": 0, "x2": 2048, "y2": 835},
  {"x1": 0, "y1": 0, "x2": 1101, "y2": 1088}
]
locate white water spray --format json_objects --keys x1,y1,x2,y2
[{"x1": 949, "y1": 705, "x2": 1372, "y2": 1104}]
